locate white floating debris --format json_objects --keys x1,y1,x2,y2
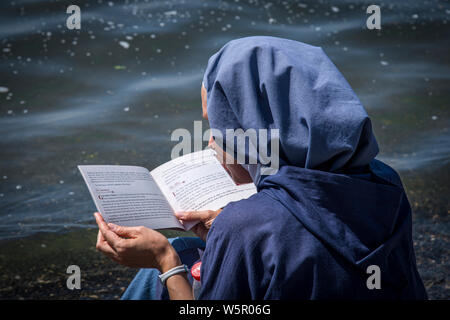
[
  {"x1": 3, "y1": 48, "x2": 11, "y2": 53},
  {"x1": 331, "y1": 6, "x2": 340, "y2": 13},
  {"x1": 123, "y1": 107, "x2": 130, "y2": 112},
  {"x1": 125, "y1": 35, "x2": 133, "y2": 40},
  {"x1": 119, "y1": 41, "x2": 130, "y2": 49},
  {"x1": 164, "y1": 10, "x2": 177, "y2": 17},
  {"x1": 431, "y1": 115, "x2": 438, "y2": 120},
  {"x1": 23, "y1": 109, "x2": 28, "y2": 114},
  {"x1": 154, "y1": 114, "x2": 159, "y2": 119},
  {"x1": 16, "y1": 185, "x2": 22, "y2": 190},
  {"x1": 268, "y1": 18, "x2": 276, "y2": 24},
  {"x1": 412, "y1": 14, "x2": 419, "y2": 19},
  {"x1": 0, "y1": 86, "x2": 9, "y2": 93},
  {"x1": 68, "y1": 191, "x2": 75, "y2": 196},
  {"x1": 41, "y1": 244, "x2": 47, "y2": 248},
  {"x1": 380, "y1": 60, "x2": 389, "y2": 66},
  {"x1": 3, "y1": 176, "x2": 7, "y2": 179},
  {"x1": 59, "y1": 180, "x2": 64, "y2": 184}
]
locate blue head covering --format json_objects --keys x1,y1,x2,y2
[{"x1": 203, "y1": 36, "x2": 379, "y2": 183}]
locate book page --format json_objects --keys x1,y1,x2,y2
[
  {"x1": 78, "y1": 165, "x2": 184, "y2": 230},
  {"x1": 150, "y1": 149, "x2": 257, "y2": 229}
]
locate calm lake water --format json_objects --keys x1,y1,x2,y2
[{"x1": 0, "y1": 0, "x2": 449, "y2": 240}]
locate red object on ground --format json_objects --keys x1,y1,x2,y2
[{"x1": 191, "y1": 261, "x2": 202, "y2": 281}]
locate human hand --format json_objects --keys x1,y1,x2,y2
[
  {"x1": 94, "y1": 212, "x2": 180, "y2": 272},
  {"x1": 175, "y1": 209, "x2": 222, "y2": 241}
]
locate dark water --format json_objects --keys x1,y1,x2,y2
[{"x1": 0, "y1": 0, "x2": 449, "y2": 240}]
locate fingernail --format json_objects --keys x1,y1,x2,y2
[
  {"x1": 108, "y1": 223, "x2": 118, "y2": 231},
  {"x1": 175, "y1": 212, "x2": 185, "y2": 219}
]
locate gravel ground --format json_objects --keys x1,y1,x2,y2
[{"x1": 0, "y1": 166, "x2": 448, "y2": 300}]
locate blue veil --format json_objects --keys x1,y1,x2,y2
[{"x1": 203, "y1": 36, "x2": 379, "y2": 183}]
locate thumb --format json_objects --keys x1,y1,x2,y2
[
  {"x1": 108, "y1": 223, "x2": 139, "y2": 238},
  {"x1": 175, "y1": 210, "x2": 212, "y2": 222}
]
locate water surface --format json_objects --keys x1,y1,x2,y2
[{"x1": 0, "y1": 0, "x2": 449, "y2": 239}]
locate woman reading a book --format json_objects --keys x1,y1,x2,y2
[{"x1": 94, "y1": 36, "x2": 427, "y2": 299}]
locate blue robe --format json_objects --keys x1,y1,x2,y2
[
  {"x1": 199, "y1": 36, "x2": 426, "y2": 299},
  {"x1": 198, "y1": 161, "x2": 427, "y2": 299}
]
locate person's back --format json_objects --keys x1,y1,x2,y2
[
  {"x1": 199, "y1": 163, "x2": 427, "y2": 299},
  {"x1": 198, "y1": 36, "x2": 427, "y2": 299}
]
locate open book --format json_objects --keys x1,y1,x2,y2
[{"x1": 78, "y1": 149, "x2": 257, "y2": 231}]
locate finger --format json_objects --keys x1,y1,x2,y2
[
  {"x1": 94, "y1": 212, "x2": 122, "y2": 248},
  {"x1": 191, "y1": 224, "x2": 208, "y2": 242},
  {"x1": 108, "y1": 223, "x2": 140, "y2": 238},
  {"x1": 97, "y1": 237, "x2": 119, "y2": 257},
  {"x1": 96, "y1": 229, "x2": 117, "y2": 252},
  {"x1": 175, "y1": 210, "x2": 214, "y2": 222}
]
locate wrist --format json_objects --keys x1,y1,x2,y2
[{"x1": 159, "y1": 246, "x2": 181, "y2": 273}]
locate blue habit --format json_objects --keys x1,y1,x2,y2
[{"x1": 123, "y1": 36, "x2": 427, "y2": 300}]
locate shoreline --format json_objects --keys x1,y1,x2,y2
[
  {"x1": 0, "y1": 216, "x2": 447, "y2": 300},
  {"x1": 0, "y1": 166, "x2": 448, "y2": 300},
  {"x1": 0, "y1": 228, "x2": 188, "y2": 299}
]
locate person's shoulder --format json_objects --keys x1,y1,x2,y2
[
  {"x1": 209, "y1": 191, "x2": 286, "y2": 237},
  {"x1": 369, "y1": 159, "x2": 404, "y2": 188}
]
